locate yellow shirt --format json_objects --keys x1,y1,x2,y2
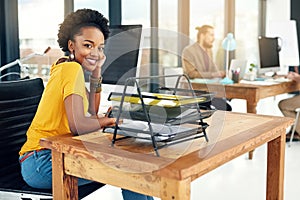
[{"x1": 19, "y1": 60, "x2": 88, "y2": 155}]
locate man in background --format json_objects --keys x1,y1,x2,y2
[
  {"x1": 182, "y1": 25, "x2": 225, "y2": 79},
  {"x1": 181, "y1": 25, "x2": 231, "y2": 111}
]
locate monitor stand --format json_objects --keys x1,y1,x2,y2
[{"x1": 256, "y1": 72, "x2": 276, "y2": 81}]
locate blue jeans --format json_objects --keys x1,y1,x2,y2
[{"x1": 19, "y1": 149, "x2": 154, "y2": 200}]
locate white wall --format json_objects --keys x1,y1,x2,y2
[
  {"x1": 266, "y1": 0, "x2": 290, "y2": 21},
  {"x1": 266, "y1": 0, "x2": 299, "y2": 72}
]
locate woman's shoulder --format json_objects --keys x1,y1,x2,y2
[
  {"x1": 49, "y1": 58, "x2": 82, "y2": 81},
  {"x1": 53, "y1": 57, "x2": 81, "y2": 70}
]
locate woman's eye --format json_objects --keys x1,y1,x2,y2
[
  {"x1": 98, "y1": 47, "x2": 104, "y2": 52},
  {"x1": 84, "y1": 44, "x2": 93, "y2": 48}
]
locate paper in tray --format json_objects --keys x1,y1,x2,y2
[
  {"x1": 103, "y1": 120, "x2": 201, "y2": 142},
  {"x1": 108, "y1": 92, "x2": 207, "y2": 108}
]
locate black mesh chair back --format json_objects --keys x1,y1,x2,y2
[
  {"x1": 0, "y1": 78, "x2": 44, "y2": 185},
  {"x1": 0, "y1": 78, "x2": 103, "y2": 199}
]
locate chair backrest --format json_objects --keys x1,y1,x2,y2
[
  {"x1": 0, "y1": 78, "x2": 104, "y2": 199},
  {"x1": 0, "y1": 78, "x2": 44, "y2": 185}
]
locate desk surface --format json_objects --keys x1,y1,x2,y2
[
  {"x1": 191, "y1": 80, "x2": 300, "y2": 159},
  {"x1": 40, "y1": 111, "x2": 293, "y2": 200},
  {"x1": 191, "y1": 80, "x2": 300, "y2": 114}
]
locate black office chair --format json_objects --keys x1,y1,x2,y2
[
  {"x1": 210, "y1": 97, "x2": 232, "y2": 111},
  {"x1": 0, "y1": 78, "x2": 103, "y2": 199}
]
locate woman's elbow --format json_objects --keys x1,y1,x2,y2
[{"x1": 69, "y1": 123, "x2": 79, "y2": 135}]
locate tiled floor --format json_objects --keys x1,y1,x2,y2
[{"x1": 84, "y1": 93, "x2": 300, "y2": 200}]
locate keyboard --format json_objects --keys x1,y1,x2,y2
[{"x1": 266, "y1": 77, "x2": 291, "y2": 82}]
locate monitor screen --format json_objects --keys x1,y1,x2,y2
[
  {"x1": 101, "y1": 25, "x2": 142, "y2": 85},
  {"x1": 258, "y1": 36, "x2": 281, "y2": 75}
]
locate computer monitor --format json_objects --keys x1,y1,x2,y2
[
  {"x1": 101, "y1": 24, "x2": 143, "y2": 85},
  {"x1": 257, "y1": 36, "x2": 281, "y2": 76}
]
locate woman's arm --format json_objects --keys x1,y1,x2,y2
[
  {"x1": 87, "y1": 55, "x2": 106, "y2": 115},
  {"x1": 64, "y1": 94, "x2": 115, "y2": 135},
  {"x1": 87, "y1": 83, "x2": 101, "y2": 115}
]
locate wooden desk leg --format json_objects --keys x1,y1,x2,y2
[
  {"x1": 160, "y1": 178, "x2": 191, "y2": 200},
  {"x1": 52, "y1": 150, "x2": 78, "y2": 200},
  {"x1": 247, "y1": 100, "x2": 258, "y2": 160},
  {"x1": 248, "y1": 150, "x2": 254, "y2": 160},
  {"x1": 246, "y1": 101, "x2": 257, "y2": 114},
  {"x1": 266, "y1": 133, "x2": 285, "y2": 200}
]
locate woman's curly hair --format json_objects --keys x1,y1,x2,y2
[{"x1": 57, "y1": 8, "x2": 110, "y2": 52}]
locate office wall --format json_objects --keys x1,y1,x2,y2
[{"x1": 266, "y1": 0, "x2": 290, "y2": 21}]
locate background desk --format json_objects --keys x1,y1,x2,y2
[
  {"x1": 40, "y1": 111, "x2": 293, "y2": 200},
  {"x1": 191, "y1": 80, "x2": 300, "y2": 114},
  {"x1": 191, "y1": 80, "x2": 300, "y2": 159}
]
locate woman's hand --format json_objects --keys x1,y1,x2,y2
[
  {"x1": 98, "y1": 116, "x2": 117, "y2": 128},
  {"x1": 91, "y1": 55, "x2": 106, "y2": 78},
  {"x1": 98, "y1": 116, "x2": 123, "y2": 127},
  {"x1": 102, "y1": 106, "x2": 123, "y2": 127},
  {"x1": 98, "y1": 54, "x2": 106, "y2": 68}
]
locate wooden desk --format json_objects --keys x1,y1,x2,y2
[
  {"x1": 191, "y1": 81, "x2": 300, "y2": 159},
  {"x1": 191, "y1": 80, "x2": 300, "y2": 114},
  {"x1": 40, "y1": 111, "x2": 293, "y2": 200}
]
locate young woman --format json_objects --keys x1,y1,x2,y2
[{"x1": 19, "y1": 8, "x2": 153, "y2": 200}]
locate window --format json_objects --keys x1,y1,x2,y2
[
  {"x1": 235, "y1": 0, "x2": 259, "y2": 66},
  {"x1": 190, "y1": 0, "x2": 225, "y2": 68},
  {"x1": 158, "y1": 1, "x2": 178, "y2": 67},
  {"x1": 122, "y1": 0, "x2": 179, "y2": 75},
  {"x1": 18, "y1": 0, "x2": 64, "y2": 80},
  {"x1": 122, "y1": 0, "x2": 150, "y2": 27},
  {"x1": 122, "y1": 0, "x2": 151, "y2": 76},
  {"x1": 74, "y1": 0, "x2": 108, "y2": 17}
]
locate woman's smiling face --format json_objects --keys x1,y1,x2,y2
[{"x1": 68, "y1": 26, "x2": 105, "y2": 72}]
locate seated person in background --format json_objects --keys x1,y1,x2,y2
[
  {"x1": 181, "y1": 25, "x2": 231, "y2": 111},
  {"x1": 182, "y1": 25, "x2": 225, "y2": 79},
  {"x1": 279, "y1": 71, "x2": 300, "y2": 141}
]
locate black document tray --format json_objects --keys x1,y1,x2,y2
[
  {"x1": 107, "y1": 92, "x2": 214, "y2": 125},
  {"x1": 103, "y1": 74, "x2": 215, "y2": 156},
  {"x1": 104, "y1": 119, "x2": 206, "y2": 146}
]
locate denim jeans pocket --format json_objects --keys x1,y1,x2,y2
[{"x1": 20, "y1": 149, "x2": 53, "y2": 189}]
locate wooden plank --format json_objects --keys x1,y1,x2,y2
[
  {"x1": 266, "y1": 132, "x2": 285, "y2": 200},
  {"x1": 49, "y1": 136, "x2": 174, "y2": 173},
  {"x1": 51, "y1": 150, "x2": 64, "y2": 200},
  {"x1": 52, "y1": 150, "x2": 78, "y2": 200},
  {"x1": 156, "y1": 114, "x2": 293, "y2": 180},
  {"x1": 160, "y1": 177, "x2": 191, "y2": 200},
  {"x1": 64, "y1": 153, "x2": 162, "y2": 197}
]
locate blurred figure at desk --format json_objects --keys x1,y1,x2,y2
[
  {"x1": 279, "y1": 71, "x2": 300, "y2": 141},
  {"x1": 181, "y1": 25, "x2": 231, "y2": 111},
  {"x1": 181, "y1": 25, "x2": 225, "y2": 79}
]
